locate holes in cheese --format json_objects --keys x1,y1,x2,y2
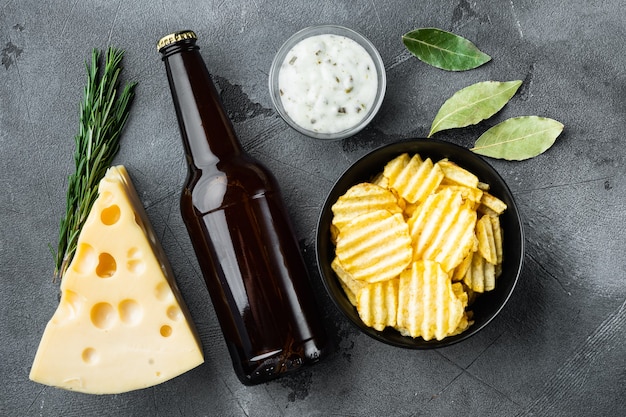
[
  {"x1": 160, "y1": 325, "x2": 172, "y2": 337},
  {"x1": 90, "y1": 302, "x2": 116, "y2": 330},
  {"x1": 72, "y1": 243, "x2": 97, "y2": 275},
  {"x1": 55, "y1": 290, "x2": 84, "y2": 322},
  {"x1": 81, "y1": 348, "x2": 99, "y2": 365},
  {"x1": 100, "y1": 191, "x2": 114, "y2": 205},
  {"x1": 126, "y1": 259, "x2": 145, "y2": 274},
  {"x1": 118, "y1": 299, "x2": 143, "y2": 326},
  {"x1": 166, "y1": 305, "x2": 182, "y2": 321},
  {"x1": 155, "y1": 282, "x2": 172, "y2": 301},
  {"x1": 30, "y1": 166, "x2": 204, "y2": 394},
  {"x1": 126, "y1": 247, "x2": 145, "y2": 274},
  {"x1": 101, "y1": 204, "x2": 121, "y2": 225},
  {"x1": 95, "y1": 252, "x2": 116, "y2": 278}
]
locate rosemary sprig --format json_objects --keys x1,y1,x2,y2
[{"x1": 53, "y1": 47, "x2": 137, "y2": 280}]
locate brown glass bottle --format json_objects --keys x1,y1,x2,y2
[{"x1": 157, "y1": 31, "x2": 329, "y2": 385}]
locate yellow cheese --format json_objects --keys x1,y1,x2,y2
[{"x1": 30, "y1": 166, "x2": 204, "y2": 394}]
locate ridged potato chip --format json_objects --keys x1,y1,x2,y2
[
  {"x1": 449, "y1": 312, "x2": 473, "y2": 336},
  {"x1": 491, "y1": 215, "x2": 503, "y2": 265},
  {"x1": 356, "y1": 278, "x2": 399, "y2": 331},
  {"x1": 479, "y1": 191, "x2": 508, "y2": 215},
  {"x1": 451, "y1": 282, "x2": 469, "y2": 308},
  {"x1": 381, "y1": 153, "x2": 410, "y2": 185},
  {"x1": 437, "y1": 184, "x2": 484, "y2": 206},
  {"x1": 331, "y1": 182, "x2": 403, "y2": 242},
  {"x1": 449, "y1": 284, "x2": 474, "y2": 337},
  {"x1": 437, "y1": 160, "x2": 479, "y2": 188},
  {"x1": 371, "y1": 172, "x2": 388, "y2": 188},
  {"x1": 452, "y1": 252, "x2": 473, "y2": 282},
  {"x1": 459, "y1": 214, "x2": 505, "y2": 292},
  {"x1": 476, "y1": 214, "x2": 497, "y2": 264},
  {"x1": 462, "y1": 251, "x2": 496, "y2": 293},
  {"x1": 397, "y1": 261, "x2": 465, "y2": 341},
  {"x1": 390, "y1": 155, "x2": 444, "y2": 204},
  {"x1": 331, "y1": 257, "x2": 365, "y2": 306},
  {"x1": 407, "y1": 188, "x2": 477, "y2": 272},
  {"x1": 335, "y1": 210, "x2": 412, "y2": 283}
]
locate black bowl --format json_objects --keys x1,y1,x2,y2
[{"x1": 316, "y1": 139, "x2": 525, "y2": 349}]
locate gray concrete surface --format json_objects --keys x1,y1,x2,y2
[{"x1": 1, "y1": 1, "x2": 625, "y2": 416}]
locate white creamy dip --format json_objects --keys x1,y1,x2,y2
[{"x1": 277, "y1": 34, "x2": 379, "y2": 134}]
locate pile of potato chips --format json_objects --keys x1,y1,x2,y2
[{"x1": 330, "y1": 152, "x2": 506, "y2": 341}]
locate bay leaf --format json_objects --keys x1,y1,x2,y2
[
  {"x1": 429, "y1": 80, "x2": 522, "y2": 137},
  {"x1": 402, "y1": 28, "x2": 491, "y2": 71},
  {"x1": 471, "y1": 116, "x2": 564, "y2": 160}
]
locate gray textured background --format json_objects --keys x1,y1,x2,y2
[{"x1": 2, "y1": 1, "x2": 625, "y2": 416}]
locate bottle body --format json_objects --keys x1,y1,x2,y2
[
  {"x1": 160, "y1": 31, "x2": 329, "y2": 385},
  {"x1": 181, "y1": 157, "x2": 327, "y2": 383}
]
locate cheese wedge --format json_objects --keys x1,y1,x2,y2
[{"x1": 30, "y1": 166, "x2": 204, "y2": 394}]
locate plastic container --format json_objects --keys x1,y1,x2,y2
[{"x1": 269, "y1": 25, "x2": 386, "y2": 140}]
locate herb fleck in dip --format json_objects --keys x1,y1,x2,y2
[{"x1": 278, "y1": 34, "x2": 378, "y2": 134}]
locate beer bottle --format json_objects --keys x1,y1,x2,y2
[{"x1": 157, "y1": 30, "x2": 329, "y2": 385}]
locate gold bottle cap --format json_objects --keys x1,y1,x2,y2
[{"x1": 157, "y1": 30, "x2": 197, "y2": 51}]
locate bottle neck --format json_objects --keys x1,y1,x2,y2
[{"x1": 161, "y1": 40, "x2": 242, "y2": 168}]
